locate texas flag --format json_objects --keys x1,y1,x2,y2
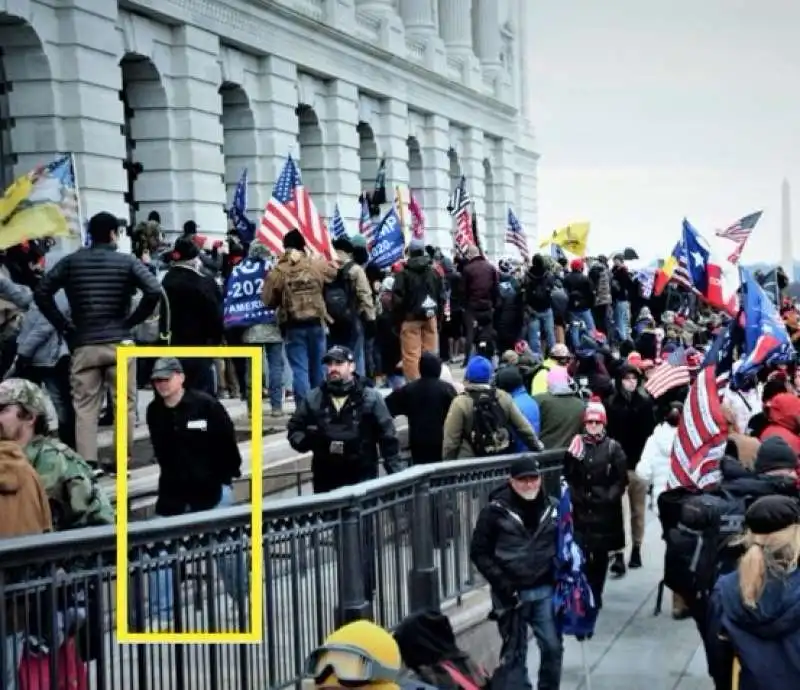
[{"x1": 682, "y1": 219, "x2": 738, "y2": 315}]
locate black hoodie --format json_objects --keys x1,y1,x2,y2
[{"x1": 385, "y1": 352, "x2": 456, "y2": 464}]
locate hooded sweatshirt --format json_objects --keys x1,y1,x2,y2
[
  {"x1": 0, "y1": 440, "x2": 52, "y2": 537},
  {"x1": 760, "y1": 393, "x2": 800, "y2": 458}
]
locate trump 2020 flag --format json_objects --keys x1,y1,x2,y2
[
  {"x1": 553, "y1": 480, "x2": 597, "y2": 639},
  {"x1": 734, "y1": 268, "x2": 793, "y2": 384},
  {"x1": 228, "y1": 168, "x2": 255, "y2": 244},
  {"x1": 368, "y1": 203, "x2": 404, "y2": 269},
  {"x1": 330, "y1": 204, "x2": 347, "y2": 240}
]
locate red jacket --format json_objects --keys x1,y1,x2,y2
[{"x1": 760, "y1": 392, "x2": 800, "y2": 458}]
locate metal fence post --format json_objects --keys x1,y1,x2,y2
[
  {"x1": 337, "y1": 504, "x2": 371, "y2": 624},
  {"x1": 408, "y1": 479, "x2": 440, "y2": 612}
]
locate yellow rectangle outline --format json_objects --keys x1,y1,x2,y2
[{"x1": 115, "y1": 345, "x2": 264, "y2": 644}]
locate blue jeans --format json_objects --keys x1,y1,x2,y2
[
  {"x1": 285, "y1": 324, "x2": 326, "y2": 402},
  {"x1": 613, "y1": 300, "x2": 631, "y2": 342},
  {"x1": 246, "y1": 343, "x2": 284, "y2": 411},
  {"x1": 147, "y1": 485, "x2": 248, "y2": 623},
  {"x1": 527, "y1": 309, "x2": 556, "y2": 355},
  {"x1": 518, "y1": 585, "x2": 563, "y2": 690},
  {"x1": 568, "y1": 309, "x2": 595, "y2": 333}
]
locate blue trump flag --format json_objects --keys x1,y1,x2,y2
[
  {"x1": 330, "y1": 204, "x2": 347, "y2": 240},
  {"x1": 734, "y1": 268, "x2": 793, "y2": 384},
  {"x1": 369, "y1": 203, "x2": 404, "y2": 269},
  {"x1": 228, "y1": 168, "x2": 256, "y2": 244},
  {"x1": 223, "y1": 256, "x2": 276, "y2": 329},
  {"x1": 553, "y1": 480, "x2": 597, "y2": 640}
]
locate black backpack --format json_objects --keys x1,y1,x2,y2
[
  {"x1": 466, "y1": 388, "x2": 512, "y2": 457},
  {"x1": 406, "y1": 268, "x2": 440, "y2": 321},
  {"x1": 660, "y1": 488, "x2": 746, "y2": 602},
  {"x1": 324, "y1": 261, "x2": 357, "y2": 328}
]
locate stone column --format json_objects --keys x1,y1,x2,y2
[
  {"x1": 323, "y1": 80, "x2": 362, "y2": 228},
  {"x1": 518, "y1": 0, "x2": 534, "y2": 123},
  {"x1": 494, "y1": 138, "x2": 518, "y2": 256},
  {"x1": 460, "y1": 127, "x2": 486, "y2": 251},
  {"x1": 377, "y1": 99, "x2": 410, "y2": 209},
  {"x1": 515, "y1": 149, "x2": 540, "y2": 245},
  {"x1": 437, "y1": 0, "x2": 481, "y2": 87},
  {"x1": 419, "y1": 114, "x2": 451, "y2": 250},
  {"x1": 400, "y1": 0, "x2": 446, "y2": 71},
  {"x1": 169, "y1": 25, "x2": 227, "y2": 237},
  {"x1": 44, "y1": 1, "x2": 128, "y2": 256},
  {"x1": 473, "y1": 0, "x2": 501, "y2": 75},
  {"x1": 249, "y1": 55, "x2": 300, "y2": 219}
]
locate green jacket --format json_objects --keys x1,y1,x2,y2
[
  {"x1": 25, "y1": 436, "x2": 114, "y2": 530},
  {"x1": 534, "y1": 392, "x2": 585, "y2": 451}
]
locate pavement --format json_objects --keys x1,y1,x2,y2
[{"x1": 527, "y1": 511, "x2": 713, "y2": 690}]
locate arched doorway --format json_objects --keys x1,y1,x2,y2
[
  {"x1": 219, "y1": 82, "x2": 256, "y2": 218},
  {"x1": 296, "y1": 103, "x2": 328, "y2": 215},
  {"x1": 120, "y1": 53, "x2": 171, "y2": 230},
  {"x1": 357, "y1": 121, "x2": 379, "y2": 194},
  {"x1": 0, "y1": 13, "x2": 55, "y2": 189}
]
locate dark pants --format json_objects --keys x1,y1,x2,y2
[
  {"x1": 583, "y1": 550, "x2": 611, "y2": 609},
  {"x1": 507, "y1": 585, "x2": 563, "y2": 690},
  {"x1": 179, "y1": 357, "x2": 215, "y2": 396},
  {"x1": 24, "y1": 357, "x2": 76, "y2": 450}
]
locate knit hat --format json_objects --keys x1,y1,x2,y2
[
  {"x1": 546, "y1": 366, "x2": 571, "y2": 393},
  {"x1": 745, "y1": 495, "x2": 800, "y2": 535},
  {"x1": 754, "y1": 436, "x2": 797, "y2": 475},
  {"x1": 408, "y1": 239, "x2": 426, "y2": 255},
  {"x1": 570, "y1": 258, "x2": 584, "y2": 272},
  {"x1": 283, "y1": 228, "x2": 306, "y2": 251},
  {"x1": 496, "y1": 366, "x2": 524, "y2": 393},
  {"x1": 501, "y1": 350, "x2": 520, "y2": 366},
  {"x1": 349, "y1": 234, "x2": 367, "y2": 249},
  {"x1": 584, "y1": 399, "x2": 607, "y2": 424},
  {"x1": 464, "y1": 355, "x2": 493, "y2": 384}
]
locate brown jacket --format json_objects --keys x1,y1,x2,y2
[
  {"x1": 0, "y1": 441, "x2": 53, "y2": 537},
  {"x1": 262, "y1": 248, "x2": 338, "y2": 326},
  {"x1": 336, "y1": 249, "x2": 376, "y2": 321},
  {"x1": 442, "y1": 384, "x2": 539, "y2": 459},
  {"x1": 722, "y1": 405, "x2": 760, "y2": 470}
]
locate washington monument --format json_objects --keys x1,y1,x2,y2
[{"x1": 782, "y1": 179, "x2": 794, "y2": 280}]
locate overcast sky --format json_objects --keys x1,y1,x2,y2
[{"x1": 529, "y1": 0, "x2": 799, "y2": 264}]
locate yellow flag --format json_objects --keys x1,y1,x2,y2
[{"x1": 539, "y1": 222, "x2": 590, "y2": 257}]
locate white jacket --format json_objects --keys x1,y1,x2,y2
[{"x1": 636, "y1": 422, "x2": 677, "y2": 504}]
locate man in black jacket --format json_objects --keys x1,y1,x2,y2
[
  {"x1": 34, "y1": 212, "x2": 161, "y2": 474},
  {"x1": 562, "y1": 258, "x2": 596, "y2": 342},
  {"x1": 287, "y1": 345, "x2": 403, "y2": 494},
  {"x1": 470, "y1": 455, "x2": 562, "y2": 690}
]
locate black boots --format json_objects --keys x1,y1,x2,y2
[
  {"x1": 610, "y1": 552, "x2": 626, "y2": 577},
  {"x1": 629, "y1": 545, "x2": 643, "y2": 569}
]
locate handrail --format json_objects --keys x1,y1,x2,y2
[{"x1": 0, "y1": 449, "x2": 565, "y2": 567}]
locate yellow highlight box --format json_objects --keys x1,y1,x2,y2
[{"x1": 114, "y1": 345, "x2": 264, "y2": 644}]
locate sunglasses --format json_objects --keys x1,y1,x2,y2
[{"x1": 304, "y1": 644, "x2": 400, "y2": 687}]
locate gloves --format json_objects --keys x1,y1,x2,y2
[{"x1": 532, "y1": 438, "x2": 545, "y2": 452}]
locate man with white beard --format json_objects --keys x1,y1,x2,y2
[{"x1": 469, "y1": 455, "x2": 563, "y2": 690}]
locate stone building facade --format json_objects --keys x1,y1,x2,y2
[{"x1": 0, "y1": 0, "x2": 538, "y2": 257}]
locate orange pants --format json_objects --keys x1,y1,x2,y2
[{"x1": 400, "y1": 318, "x2": 438, "y2": 380}]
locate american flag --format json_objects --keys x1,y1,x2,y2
[
  {"x1": 634, "y1": 267, "x2": 656, "y2": 299},
  {"x1": 408, "y1": 191, "x2": 425, "y2": 240},
  {"x1": 505, "y1": 208, "x2": 529, "y2": 258},
  {"x1": 447, "y1": 175, "x2": 474, "y2": 251},
  {"x1": 644, "y1": 352, "x2": 691, "y2": 398},
  {"x1": 715, "y1": 211, "x2": 762, "y2": 264},
  {"x1": 257, "y1": 154, "x2": 331, "y2": 258},
  {"x1": 358, "y1": 192, "x2": 374, "y2": 247},
  {"x1": 667, "y1": 325, "x2": 736, "y2": 490},
  {"x1": 330, "y1": 203, "x2": 347, "y2": 240}
]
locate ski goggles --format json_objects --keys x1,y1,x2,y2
[{"x1": 304, "y1": 643, "x2": 401, "y2": 687}]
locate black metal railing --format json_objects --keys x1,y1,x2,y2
[{"x1": 0, "y1": 450, "x2": 564, "y2": 690}]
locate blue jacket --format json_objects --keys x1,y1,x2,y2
[
  {"x1": 509, "y1": 386, "x2": 540, "y2": 450},
  {"x1": 709, "y1": 567, "x2": 800, "y2": 690}
]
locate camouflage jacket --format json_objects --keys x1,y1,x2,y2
[{"x1": 24, "y1": 436, "x2": 114, "y2": 530}]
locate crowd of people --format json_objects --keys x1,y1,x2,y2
[{"x1": 0, "y1": 208, "x2": 800, "y2": 689}]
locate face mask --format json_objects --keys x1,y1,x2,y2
[{"x1": 622, "y1": 379, "x2": 637, "y2": 393}]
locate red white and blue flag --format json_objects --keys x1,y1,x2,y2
[
  {"x1": 258, "y1": 154, "x2": 331, "y2": 258},
  {"x1": 358, "y1": 192, "x2": 374, "y2": 247},
  {"x1": 505, "y1": 208, "x2": 529, "y2": 259},
  {"x1": 715, "y1": 210, "x2": 762, "y2": 264}
]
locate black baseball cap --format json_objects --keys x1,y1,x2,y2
[
  {"x1": 322, "y1": 346, "x2": 354, "y2": 365},
  {"x1": 151, "y1": 357, "x2": 183, "y2": 380},
  {"x1": 510, "y1": 455, "x2": 541, "y2": 479}
]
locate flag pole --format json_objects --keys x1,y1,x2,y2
[
  {"x1": 395, "y1": 185, "x2": 408, "y2": 246},
  {"x1": 68, "y1": 152, "x2": 89, "y2": 247}
]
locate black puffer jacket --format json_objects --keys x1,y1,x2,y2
[
  {"x1": 494, "y1": 274, "x2": 524, "y2": 349},
  {"x1": 564, "y1": 436, "x2": 629, "y2": 553},
  {"x1": 287, "y1": 376, "x2": 403, "y2": 493},
  {"x1": 470, "y1": 484, "x2": 558, "y2": 604},
  {"x1": 34, "y1": 244, "x2": 161, "y2": 347},
  {"x1": 562, "y1": 269, "x2": 595, "y2": 312}
]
